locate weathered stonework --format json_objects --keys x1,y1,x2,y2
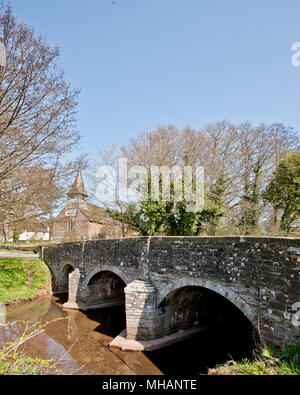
[
  {"x1": 41, "y1": 236, "x2": 300, "y2": 348},
  {"x1": 63, "y1": 268, "x2": 82, "y2": 310},
  {"x1": 125, "y1": 280, "x2": 158, "y2": 341}
]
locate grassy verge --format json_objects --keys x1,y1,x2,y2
[
  {"x1": 0, "y1": 258, "x2": 51, "y2": 304},
  {"x1": 208, "y1": 345, "x2": 300, "y2": 375}
]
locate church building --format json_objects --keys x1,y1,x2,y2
[{"x1": 51, "y1": 171, "x2": 124, "y2": 242}]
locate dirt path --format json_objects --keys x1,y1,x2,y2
[{"x1": 21, "y1": 262, "x2": 34, "y2": 287}]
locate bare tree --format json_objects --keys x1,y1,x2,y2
[
  {"x1": 89, "y1": 143, "x2": 138, "y2": 237},
  {"x1": 98, "y1": 121, "x2": 299, "y2": 236},
  {"x1": 121, "y1": 124, "x2": 181, "y2": 169},
  {"x1": 0, "y1": 3, "x2": 85, "y2": 238}
]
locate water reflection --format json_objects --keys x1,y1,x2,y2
[
  {"x1": 0, "y1": 296, "x2": 257, "y2": 375},
  {"x1": 0, "y1": 297, "x2": 162, "y2": 375}
]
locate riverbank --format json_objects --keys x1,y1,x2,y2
[
  {"x1": 208, "y1": 345, "x2": 300, "y2": 375},
  {"x1": 0, "y1": 257, "x2": 51, "y2": 305}
]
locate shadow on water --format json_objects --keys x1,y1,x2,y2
[
  {"x1": 53, "y1": 293, "x2": 68, "y2": 305},
  {"x1": 83, "y1": 306, "x2": 126, "y2": 339},
  {"x1": 141, "y1": 285, "x2": 261, "y2": 375},
  {"x1": 145, "y1": 315, "x2": 259, "y2": 375}
]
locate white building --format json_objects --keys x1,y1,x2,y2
[{"x1": 9, "y1": 226, "x2": 50, "y2": 243}]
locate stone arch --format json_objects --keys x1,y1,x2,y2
[
  {"x1": 61, "y1": 263, "x2": 76, "y2": 275},
  {"x1": 83, "y1": 264, "x2": 130, "y2": 288},
  {"x1": 42, "y1": 260, "x2": 56, "y2": 281},
  {"x1": 41, "y1": 260, "x2": 61, "y2": 294},
  {"x1": 81, "y1": 265, "x2": 128, "y2": 309},
  {"x1": 58, "y1": 263, "x2": 76, "y2": 294},
  {"x1": 157, "y1": 277, "x2": 257, "y2": 328}
]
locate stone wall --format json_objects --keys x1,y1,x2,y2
[
  {"x1": 51, "y1": 210, "x2": 91, "y2": 242},
  {"x1": 41, "y1": 236, "x2": 300, "y2": 347}
]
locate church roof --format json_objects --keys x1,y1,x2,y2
[
  {"x1": 54, "y1": 203, "x2": 120, "y2": 226},
  {"x1": 67, "y1": 170, "x2": 88, "y2": 197},
  {"x1": 81, "y1": 203, "x2": 118, "y2": 225}
]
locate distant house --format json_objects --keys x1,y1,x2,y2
[
  {"x1": 7, "y1": 224, "x2": 50, "y2": 243},
  {"x1": 18, "y1": 227, "x2": 50, "y2": 242},
  {"x1": 51, "y1": 171, "x2": 125, "y2": 242}
]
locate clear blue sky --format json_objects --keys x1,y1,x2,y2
[{"x1": 12, "y1": 0, "x2": 300, "y2": 158}]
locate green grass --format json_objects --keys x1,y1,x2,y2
[
  {"x1": 0, "y1": 258, "x2": 51, "y2": 303},
  {"x1": 208, "y1": 345, "x2": 300, "y2": 375}
]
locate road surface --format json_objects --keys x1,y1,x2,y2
[{"x1": 0, "y1": 251, "x2": 39, "y2": 258}]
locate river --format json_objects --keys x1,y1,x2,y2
[{"x1": 0, "y1": 296, "x2": 257, "y2": 375}]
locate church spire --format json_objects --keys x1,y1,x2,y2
[{"x1": 67, "y1": 170, "x2": 88, "y2": 198}]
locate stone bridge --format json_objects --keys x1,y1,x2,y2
[{"x1": 41, "y1": 237, "x2": 300, "y2": 350}]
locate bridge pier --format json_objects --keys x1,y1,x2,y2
[
  {"x1": 63, "y1": 268, "x2": 82, "y2": 310},
  {"x1": 125, "y1": 280, "x2": 159, "y2": 341},
  {"x1": 111, "y1": 280, "x2": 209, "y2": 351}
]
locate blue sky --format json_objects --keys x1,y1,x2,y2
[{"x1": 12, "y1": 0, "x2": 300, "y2": 159}]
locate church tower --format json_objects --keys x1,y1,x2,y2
[
  {"x1": 66, "y1": 170, "x2": 88, "y2": 214},
  {"x1": 51, "y1": 169, "x2": 128, "y2": 242}
]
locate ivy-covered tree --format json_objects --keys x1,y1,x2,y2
[
  {"x1": 239, "y1": 161, "x2": 263, "y2": 234},
  {"x1": 263, "y1": 152, "x2": 300, "y2": 233},
  {"x1": 122, "y1": 174, "x2": 227, "y2": 236}
]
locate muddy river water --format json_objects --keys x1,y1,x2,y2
[{"x1": 0, "y1": 296, "x2": 256, "y2": 375}]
